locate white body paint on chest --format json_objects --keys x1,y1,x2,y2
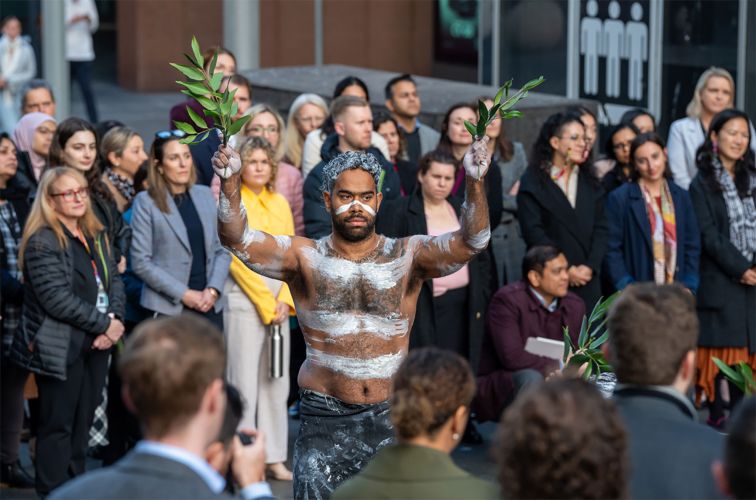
[
  {"x1": 333, "y1": 200, "x2": 376, "y2": 216},
  {"x1": 298, "y1": 310, "x2": 409, "y2": 340},
  {"x1": 306, "y1": 347, "x2": 404, "y2": 380},
  {"x1": 301, "y1": 245, "x2": 410, "y2": 290}
]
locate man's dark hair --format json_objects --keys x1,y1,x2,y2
[
  {"x1": 496, "y1": 379, "x2": 628, "y2": 499},
  {"x1": 608, "y1": 283, "x2": 698, "y2": 386},
  {"x1": 384, "y1": 74, "x2": 416, "y2": 100},
  {"x1": 724, "y1": 397, "x2": 756, "y2": 500},
  {"x1": 521, "y1": 245, "x2": 564, "y2": 281},
  {"x1": 218, "y1": 384, "x2": 245, "y2": 447},
  {"x1": 20, "y1": 79, "x2": 56, "y2": 109}
]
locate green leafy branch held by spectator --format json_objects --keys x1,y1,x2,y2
[{"x1": 170, "y1": 37, "x2": 251, "y2": 146}]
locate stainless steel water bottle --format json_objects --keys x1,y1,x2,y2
[{"x1": 269, "y1": 324, "x2": 283, "y2": 378}]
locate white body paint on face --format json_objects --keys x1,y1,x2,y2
[
  {"x1": 306, "y1": 347, "x2": 404, "y2": 380},
  {"x1": 301, "y1": 244, "x2": 411, "y2": 290},
  {"x1": 333, "y1": 199, "x2": 376, "y2": 216},
  {"x1": 298, "y1": 310, "x2": 408, "y2": 340}
]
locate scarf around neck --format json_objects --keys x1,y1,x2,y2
[
  {"x1": 713, "y1": 157, "x2": 756, "y2": 261},
  {"x1": 640, "y1": 180, "x2": 677, "y2": 284}
]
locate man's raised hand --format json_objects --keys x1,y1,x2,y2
[
  {"x1": 463, "y1": 136, "x2": 490, "y2": 180},
  {"x1": 211, "y1": 145, "x2": 243, "y2": 180}
]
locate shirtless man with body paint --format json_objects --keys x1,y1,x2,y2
[{"x1": 212, "y1": 137, "x2": 491, "y2": 500}]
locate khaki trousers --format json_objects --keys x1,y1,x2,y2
[{"x1": 223, "y1": 277, "x2": 290, "y2": 463}]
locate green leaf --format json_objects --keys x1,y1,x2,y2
[
  {"x1": 377, "y1": 169, "x2": 386, "y2": 193},
  {"x1": 197, "y1": 130, "x2": 210, "y2": 143},
  {"x1": 210, "y1": 72, "x2": 223, "y2": 92},
  {"x1": 489, "y1": 103, "x2": 502, "y2": 119},
  {"x1": 179, "y1": 134, "x2": 198, "y2": 145},
  {"x1": 588, "y1": 331, "x2": 609, "y2": 350},
  {"x1": 521, "y1": 75, "x2": 545, "y2": 91},
  {"x1": 503, "y1": 78, "x2": 513, "y2": 97},
  {"x1": 191, "y1": 36, "x2": 204, "y2": 68},
  {"x1": 176, "y1": 80, "x2": 209, "y2": 96},
  {"x1": 478, "y1": 100, "x2": 489, "y2": 125},
  {"x1": 464, "y1": 120, "x2": 478, "y2": 138},
  {"x1": 502, "y1": 110, "x2": 523, "y2": 119},
  {"x1": 230, "y1": 101, "x2": 238, "y2": 120},
  {"x1": 563, "y1": 329, "x2": 572, "y2": 362},
  {"x1": 577, "y1": 315, "x2": 588, "y2": 347},
  {"x1": 208, "y1": 52, "x2": 218, "y2": 77},
  {"x1": 220, "y1": 95, "x2": 233, "y2": 116},
  {"x1": 170, "y1": 63, "x2": 205, "y2": 81},
  {"x1": 569, "y1": 354, "x2": 590, "y2": 367},
  {"x1": 494, "y1": 84, "x2": 506, "y2": 106},
  {"x1": 227, "y1": 114, "x2": 251, "y2": 137},
  {"x1": 186, "y1": 106, "x2": 208, "y2": 130},
  {"x1": 712, "y1": 358, "x2": 745, "y2": 392},
  {"x1": 174, "y1": 121, "x2": 198, "y2": 135}
]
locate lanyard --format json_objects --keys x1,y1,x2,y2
[{"x1": 75, "y1": 233, "x2": 108, "y2": 290}]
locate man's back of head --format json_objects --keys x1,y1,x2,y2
[
  {"x1": 716, "y1": 397, "x2": 756, "y2": 499},
  {"x1": 119, "y1": 314, "x2": 227, "y2": 439},
  {"x1": 608, "y1": 283, "x2": 698, "y2": 387}
]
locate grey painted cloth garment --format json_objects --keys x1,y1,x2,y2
[{"x1": 293, "y1": 390, "x2": 394, "y2": 500}]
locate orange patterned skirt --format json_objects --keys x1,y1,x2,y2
[{"x1": 695, "y1": 347, "x2": 756, "y2": 405}]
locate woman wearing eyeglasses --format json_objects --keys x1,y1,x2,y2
[
  {"x1": 225, "y1": 104, "x2": 305, "y2": 236},
  {"x1": 517, "y1": 112, "x2": 609, "y2": 309},
  {"x1": 9, "y1": 167, "x2": 125, "y2": 496},
  {"x1": 130, "y1": 131, "x2": 230, "y2": 330}
]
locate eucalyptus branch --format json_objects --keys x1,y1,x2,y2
[
  {"x1": 712, "y1": 358, "x2": 756, "y2": 396},
  {"x1": 562, "y1": 291, "x2": 620, "y2": 380},
  {"x1": 170, "y1": 36, "x2": 251, "y2": 146}
]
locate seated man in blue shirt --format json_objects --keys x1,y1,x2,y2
[{"x1": 51, "y1": 316, "x2": 274, "y2": 500}]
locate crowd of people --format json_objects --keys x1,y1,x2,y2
[{"x1": 1, "y1": 14, "x2": 755, "y2": 499}]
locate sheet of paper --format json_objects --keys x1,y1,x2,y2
[{"x1": 524, "y1": 336, "x2": 565, "y2": 360}]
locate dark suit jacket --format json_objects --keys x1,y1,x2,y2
[
  {"x1": 517, "y1": 167, "x2": 608, "y2": 309},
  {"x1": 376, "y1": 189, "x2": 492, "y2": 371},
  {"x1": 604, "y1": 181, "x2": 700, "y2": 292},
  {"x1": 50, "y1": 450, "x2": 275, "y2": 499},
  {"x1": 614, "y1": 386, "x2": 724, "y2": 500},
  {"x1": 689, "y1": 175, "x2": 756, "y2": 349},
  {"x1": 332, "y1": 444, "x2": 497, "y2": 500},
  {"x1": 474, "y1": 281, "x2": 585, "y2": 422}
]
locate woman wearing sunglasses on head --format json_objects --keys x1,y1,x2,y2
[
  {"x1": 130, "y1": 130, "x2": 230, "y2": 330},
  {"x1": 8, "y1": 167, "x2": 125, "y2": 496}
]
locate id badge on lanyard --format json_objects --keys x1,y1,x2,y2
[{"x1": 78, "y1": 234, "x2": 109, "y2": 314}]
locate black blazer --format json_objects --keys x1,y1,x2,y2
[
  {"x1": 614, "y1": 387, "x2": 723, "y2": 500},
  {"x1": 517, "y1": 166, "x2": 608, "y2": 309},
  {"x1": 689, "y1": 174, "x2": 756, "y2": 349},
  {"x1": 376, "y1": 189, "x2": 492, "y2": 371}
]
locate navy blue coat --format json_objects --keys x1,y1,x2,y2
[{"x1": 604, "y1": 181, "x2": 700, "y2": 292}]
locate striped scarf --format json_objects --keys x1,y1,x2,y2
[{"x1": 640, "y1": 181, "x2": 677, "y2": 284}]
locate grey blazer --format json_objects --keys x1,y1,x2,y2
[
  {"x1": 49, "y1": 451, "x2": 275, "y2": 499},
  {"x1": 130, "y1": 185, "x2": 230, "y2": 316}
]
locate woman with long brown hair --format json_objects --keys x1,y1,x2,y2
[{"x1": 9, "y1": 167, "x2": 124, "y2": 496}]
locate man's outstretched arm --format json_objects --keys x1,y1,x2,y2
[
  {"x1": 212, "y1": 145, "x2": 300, "y2": 281},
  {"x1": 412, "y1": 137, "x2": 491, "y2": 279}
]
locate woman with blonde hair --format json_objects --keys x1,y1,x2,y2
[
  {"x1": 223, "y1": 135, "x2": 295, "y2": 481},
  {"x1": 225, "y1": 103, "x2": 304, "y2": 235},
  {"x1": 9, "y1": 167, "x2": 125, "y2": 496},
  {"x1": 667, "y1": 67, "x2": 756, "y2": 189},
  {"x1": 283, "y1": 93, "x2": 328, "y2": 168},
  {"x1": 100, "y1": 126, "x2": 148, "y2": 213}
]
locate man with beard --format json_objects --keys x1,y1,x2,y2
[
  {"x1": 212, "y1": 135, "x2": 491, "y2": 500},
  {"x1": 384, "y1": 74, "x2": 440, "y2": 164},
  {"x1": 303, "y1": 95, "x2": 401, "y2": 239}
]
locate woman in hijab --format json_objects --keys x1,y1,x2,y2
[{"x1": 11, "y1": 111, "x2": 56, "y2": 195}]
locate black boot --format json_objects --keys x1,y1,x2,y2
[{"x1": 0, "y1": 461, "x2": 34, "y2": 488}]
